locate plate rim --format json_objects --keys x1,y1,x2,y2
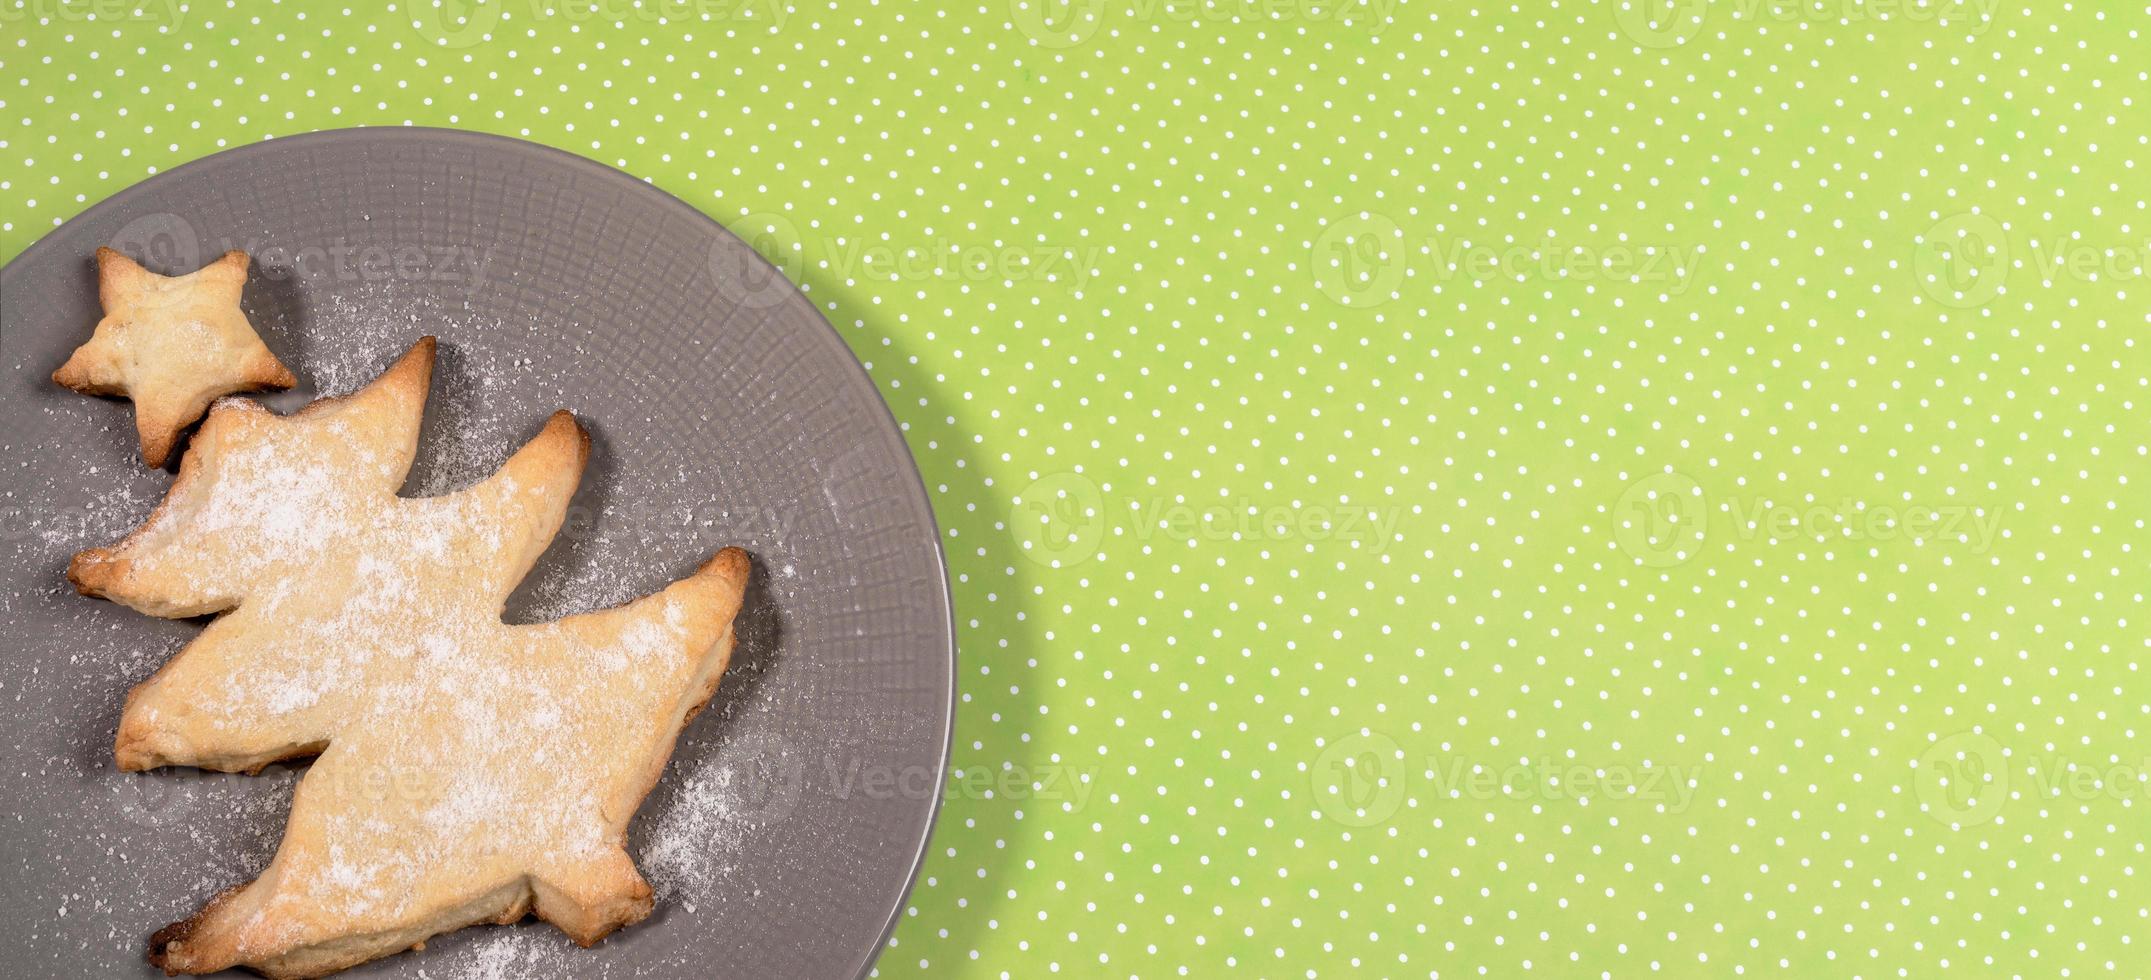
[{"x1": 0, "y1": 125, "x2": 956, "y2": 980}]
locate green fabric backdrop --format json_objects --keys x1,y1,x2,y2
[{"x1": 4, "y1": 0, "x2": 2143, "y2": 975}]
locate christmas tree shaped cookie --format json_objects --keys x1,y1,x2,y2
[
  {"x1": 54, "y1": 248, "x2": 297, "y2": 467},
  {"x1": 71, "y1": 337, "x2": 751, "y2": 978}
]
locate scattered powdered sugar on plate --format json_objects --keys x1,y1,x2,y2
[
  {"x1": 305, "y1": 288, "x2": 520, "y2": 495},
  {"x1": 414, "y1": 926, "x2": 605, "y2": 980},
  {"x1": 639, "y1": 750, "x2": 742, "y2": 909},
  {"x1": 306, "y1": 288, "x2": 499, "y2": 402}
]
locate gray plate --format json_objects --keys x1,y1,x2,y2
[{"x1": 0, "y1": 128, "x2": 952, "y2": 979}]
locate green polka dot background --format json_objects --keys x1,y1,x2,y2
[{"x1": 5, "y1": 1, "x2": 2146, "y2": 976}]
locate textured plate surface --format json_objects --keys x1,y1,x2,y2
[{"x1": 0, "y1": 128, "x2": 952, "y2": 979}]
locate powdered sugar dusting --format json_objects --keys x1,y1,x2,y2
[
  {"x1": 413, "y1": 927, "x2": 598, "y2": 980},
  {"x1": 86, "y1": 359, "x2": 743, "y2": 957},
  {"x1": 308, "y1": 288, "x2": 521, "y2": 496},
  {"x1": 641, "y1": 751, "x2": 742, "y2": 906}
]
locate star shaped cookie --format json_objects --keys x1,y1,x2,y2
[{"x1": 53, "y1": 247, "x2": 297, "y2": 467}]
